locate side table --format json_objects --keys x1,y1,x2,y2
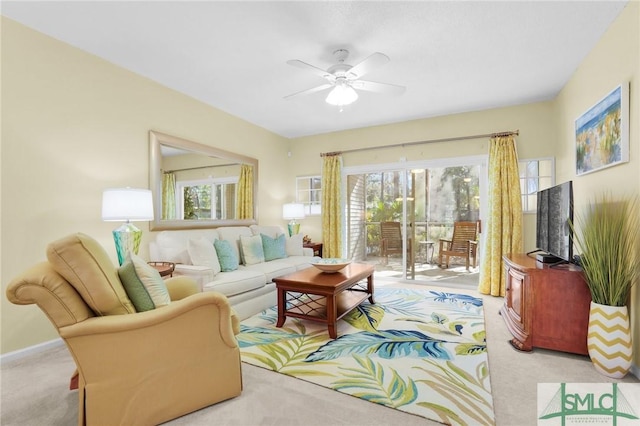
[
  {"x1": 419, "y1": 240, "x2": 435, "y2": 264},
  {"x1": 303, "y1": 242, "x2": 323, "y2": 258},
  {"x1": 147, "y1": 261, "x2": 175, "y2": 278}
]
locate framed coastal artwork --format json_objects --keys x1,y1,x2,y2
[{"x1": 575, "y1": 83, "x2": 629, "y2": 176}]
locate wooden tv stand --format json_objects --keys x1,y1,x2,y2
[{"x1": 500, "y1": 253, "x2": 591, "y2": 355}]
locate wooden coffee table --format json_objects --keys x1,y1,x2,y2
[{"x1": 273, "y1": 263, "x2": 375, "y2": 339}]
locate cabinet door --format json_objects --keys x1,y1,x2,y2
[{"x1": 506, "y1": 267, "x2": 526, "y2": 329}]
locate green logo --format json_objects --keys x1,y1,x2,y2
[{"x1": 539, "y1": 383, "x2": 639, "y2": 425}]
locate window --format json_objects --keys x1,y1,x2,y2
[
  {"x1": 176, "y1": 177, "x2": 237, "y2": 220},
  {"x1": 296, "y1": 176, "x2": 321, "y2": 215},
  {"x1": 518, "y1": 158, "x2": 554, "y2": 213}
]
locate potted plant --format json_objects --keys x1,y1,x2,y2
[{"x1": 572, "y1": 193, "x2": 639, "y2": 378}]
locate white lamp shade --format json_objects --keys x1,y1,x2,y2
[
  {"x1": 325, "y1": 84, "x2": 358, "y2": 106},
  {"x1": 102, "y1": 188, "x2": 154, "y2": 221},
  {"x1": 282, "y1": 203, "x2": 305, "y2": 220}
]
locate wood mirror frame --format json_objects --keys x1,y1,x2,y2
[{"x1": 149, "y1": 130, "x2": 258, "y2": 230}]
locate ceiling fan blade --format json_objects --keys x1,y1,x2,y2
[
  {"x1": 286, "y1": 60, "x2": 335, "y2": 82},
  {"x1": 347, "y1": 52, "x2": 390, "y2": 79},
  {"x1": 352, "y1": 80, "x2": 406, "y2": 95},
  {"x1": 284, "y1": 83, "x2": 334, "y2": 100}
]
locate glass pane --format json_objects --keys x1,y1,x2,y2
[
  {"x1": 183, "y1": 185, "x2": 212, "y2": 220},
  {"x1": 539, "y1": 159, "x2": 553, "y2": 177},
  {"x1": 539, "y1": 176, "x2": 553, "y2": 190},
  {"x1": 297, "y1": 178, "x2": 310, "y2": 191},
  {"x1": 297, "y1": 191, "x2": 310, "y2": 203}
]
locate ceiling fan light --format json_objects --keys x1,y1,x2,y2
[{"x1": 325, "y1": 84, "x2": 358, "y2": 106}]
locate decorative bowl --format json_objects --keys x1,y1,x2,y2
[{"x1": 311, "y1": 258, "x2": 351, "y2": 273}]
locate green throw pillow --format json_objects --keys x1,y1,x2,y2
[
  {"x1": 118, "y1": 260, "x2": 156, "y2": 312},
  {"x1": 240, "y1": 234, "x2": 265, "y2": 265},
  {"x1": 261, "y1": 233, "x2": 286, "y2": 261},
  {"x1": 129, "y1": 253, "x2": 171, "y2": 308},
  {"x1": 214, "y1": 239, "x2": 239, "y2": 272}
]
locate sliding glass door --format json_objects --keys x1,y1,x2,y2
[{"x1": 344, "y1": 156, "x2": 486, "y2": 281}]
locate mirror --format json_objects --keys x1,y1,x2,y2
[{"x1": 149, "y1": 130, "x2": 258, "y2": 230}]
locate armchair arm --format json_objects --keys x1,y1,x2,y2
[
  {"x1": 59, "y1": 292, "x2": 237, "y2": 348},
  {"x1": 173, "y1": 264, "x2": 215, "y2": 290},
  {"x1": 439, "y1": 238, "x2": 452, "y2": 251}
]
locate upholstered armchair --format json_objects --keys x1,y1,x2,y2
[{"x1": 6, "y1": 233, "x2": 242, "y2": 426}]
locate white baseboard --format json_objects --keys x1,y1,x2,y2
[
  {"x1": 0, "y1": 338, "x2": 64, "y2": 364},
  {"x1": 631, "y1": 363, "x2": 640, "y2": 380}
]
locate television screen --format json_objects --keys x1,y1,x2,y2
[{"x1": 536, "y1": 181, "x2": 573, "y2": 262}]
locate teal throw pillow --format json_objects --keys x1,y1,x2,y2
[
  {"x1": 261, "y1": 233, "x2": 286, "y2": 261},
  {"x1": 214, "y1": 239, "x2": 239, "y2": 272},
  {"x1": 118, "y1": 259, "x2": 155, "y2": 312}
]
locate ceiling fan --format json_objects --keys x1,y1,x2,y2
[{"x1": 284, "y1": 49, "x2": 405, "y2": 109}]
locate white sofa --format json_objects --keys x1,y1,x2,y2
[{"x1": 149, "y1": 225, "x2": 318, "y2": 320}]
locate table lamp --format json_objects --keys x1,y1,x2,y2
[
  {"x1": 282, "y1": 203, "x2": 305, "y2": 236},
  {"x1": 102, "y1": 188, "x2": 154, "y2": 265}
]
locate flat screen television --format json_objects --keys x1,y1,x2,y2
[{"x1": 535, "y1": 180, "x2": 573, "y2": 263}]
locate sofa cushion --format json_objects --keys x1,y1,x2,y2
[
  {"x1": 154, "y1": 230, "x2": 218, "y2": 265},
  {"x1": 216, "y1": 226, "x2": 252, "y2": 260},
  {"x1": 154, "y1": 232, "x2": 192, "y2": 265},
  {"x1": 245, "y1": 259, "x2": 296, "y2": 282},
  {"x1": 239, "y1": 234, "x2": 265, "y2": 265},
  {"x1": 130, "y1": 253, "x2": 171, "y2": 308},
  {"x1": 285, "y1": 233, "x2": 304, "y2": 256},
  {"x1": 202, "y1": 269, "x2": 266, "y2": 297},
  {"x1": 47, "y1": 233, "x2": 135, "y2": 316},
  {"x1": 214, "y1": 239, "x2": 239, "y2": 272},
  {"x1": 285, "y1": 256, "x2": 318, "y2": 270},
  {"x1": 118, "y1": 259, "x2": 155, "y2": 312},
  {"x1": 188, "y1": 237, "x2": 221, "y2": 274},
  {"x1": 261, "y1": 233, "x2": 286, "y2": 261}
]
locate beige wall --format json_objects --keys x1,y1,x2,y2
[
  {"x1": 0, "y1": 18, "x2": 290, "y2": 353},
  {"x1": 553, "y1": 1, "x2": 640, "y2": 371}
]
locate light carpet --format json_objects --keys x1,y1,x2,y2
[{"x1": 237, "y1": 287, "x2": 495, "y2": 426}]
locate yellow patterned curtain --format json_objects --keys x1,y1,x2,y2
[
  {"x1": 161, "y1": 172, "x2": 176, "y2": 220},
  {"x1": 478, "y1": 135, "x2": 523, "y2": 296},
  {"x1": 322, "y1": 154, "x2": 342, "y2": 258},
  {"x1": 236, "y1": 164, "x2": 253, "y2": 220}
]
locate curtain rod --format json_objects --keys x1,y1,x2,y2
[
  {"x1": 164, "y1": 162, "x2": 238, "y2": 173},
  {"x1": 319, "y1": 129, "x2": 519, "y2": 157}
]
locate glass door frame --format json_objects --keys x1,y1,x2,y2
[{"x1": 342, "y1": 154, "x2": 488, "y2": 280}]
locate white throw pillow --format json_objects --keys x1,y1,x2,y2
[
  {"x1": 239, "y1": 234, "x2": 265, "y2": 265},
  {"x1": 187, "y1": 237, "x2": 221, "y2": 275},
  {"x1": 285, "y1": 233, "x2": 304, "y2": 256},
  {"x1": 129, "y1": 253, "x2": 171, "y2": 308}
]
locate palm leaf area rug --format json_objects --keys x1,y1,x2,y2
[{"x1": 237, "y1": 287, "x2": 495, "y2": 425}]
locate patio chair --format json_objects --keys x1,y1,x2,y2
[
  {"x1": 438, "y1": 221, "x2": 480, "y2": 270},
  {"x1": 379, "y1": 221, "x2": 412, "y2": 265}
]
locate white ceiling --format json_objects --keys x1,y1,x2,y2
[{"x1": 1, "y1": 1, "x2": 629, "y2": 139}]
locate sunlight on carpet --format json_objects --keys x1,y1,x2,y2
[{"x1": 237, "y1": 287, "x2": 495, "y2": 426}]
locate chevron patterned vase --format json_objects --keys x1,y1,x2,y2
[{"x1": 587, "y1": 301, "x2": 632, "y2": 379}]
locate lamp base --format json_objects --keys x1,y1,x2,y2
[
  {"x1": 288, "y1": 222, "x2": 300, "y2": 237},
  {"x1": 112, "y1": 222, "x2": 142, "y2": 265}
]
